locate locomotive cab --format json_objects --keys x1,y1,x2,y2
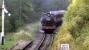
[{"x1": 49, "y1": 10, "x2": 65, "y2": 27}]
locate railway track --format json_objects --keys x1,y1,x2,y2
[
  {"x1": 38, "y1": 34, "x2": 54, "y2": 50},
  {"x1": 23, "y1": 32, "x2": 46, "y2": 50},
  {"x1": 23, "y1": 32, "x2": 55, "y2": 50}
]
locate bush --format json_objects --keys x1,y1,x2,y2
[
  {"x1": 51, "y1": 0, "x2": 89, "y2": 50},
  {"x1": 14, "y1": 31, "x2": 32, "y2": 41}
]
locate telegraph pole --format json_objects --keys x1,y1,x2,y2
[
  {"x1": 1, "y1": 0, "x2": 5, "y2": 45},
  {"x1": 1, "y1": 0, "x2": 11, "y2": 45}
]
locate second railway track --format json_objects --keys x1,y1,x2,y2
[{"x1": 24, "y1": 32, "x2": 46, "y2": 50}]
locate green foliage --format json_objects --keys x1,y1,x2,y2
[
  {"x1": 0, "y1": 22, "x2": 40, "y2": 50},
  {"x1": 18, "y1": 22, "x2": 40, "y2": 39},
  {"x1": 64, "y1": 0, "x2": 89, "y2": 38},
  {"x1": 4, "y1": 0, "x2": 34, "y2": 32},
  {"x1": 14, "y1": 31, "x2": 32, "y2": 41},
  {"x1": 51, "y1": 0, "x2": 89, "y2": 50},
  {"x1": 0, "y1": 33, "x2": 16, "y2": 50},
  {"x1": 0, "y1": 32, "x2": 31, "y2": 50}
]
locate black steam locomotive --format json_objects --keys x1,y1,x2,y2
[{"x1": 40, "y1": 10, "x2": 65, "y2": 34}]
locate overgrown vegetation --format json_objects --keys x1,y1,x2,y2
[
  {"x1": 0, "y1": 22, "x2": 40, "y2": 50},
  {"x1": 51, "y1": 0, "x2": 89, "y2": 50}
]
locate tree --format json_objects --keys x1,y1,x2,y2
[{"x1": 4, "y1": 0, "x2": 33, "y2": 32}]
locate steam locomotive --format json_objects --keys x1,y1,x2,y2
[{"x1": 40, "y1": 10, "x2": 65, "y2": 34}]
